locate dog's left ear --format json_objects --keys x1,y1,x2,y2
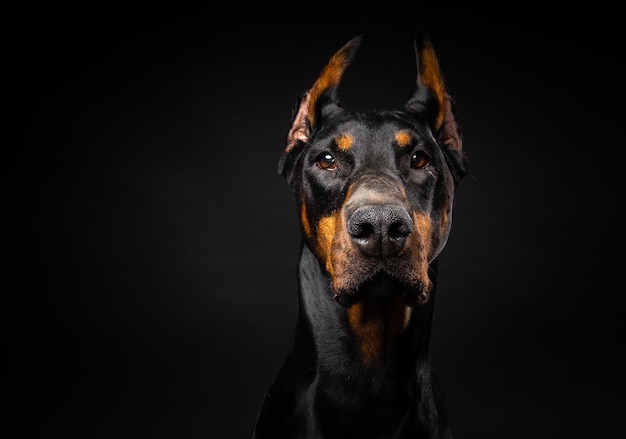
[
  {"x1": 279, "y1": 36, "x2": 363, "y2": 181},
  {"x1": 405, "y1": 31, "x2": 468, "y2": 183}
]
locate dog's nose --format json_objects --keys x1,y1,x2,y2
[{"x1": 347, "y1": 205, "x2": 413, "y2": 258}]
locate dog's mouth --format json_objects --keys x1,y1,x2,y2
[{"x1": 333, "y1": 271, "x2": 430, "y2": 308}]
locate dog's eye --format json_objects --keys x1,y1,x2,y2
[
  {"x1": 315, "y1": 152, "x2": 337, "y2": 171},
  {"x1": 410, "y1": 152, "x2": 430, "y2": 170}
]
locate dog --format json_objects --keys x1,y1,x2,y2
[{"x1": 251, "y1": 31, "x2": 468, "y2": 438}]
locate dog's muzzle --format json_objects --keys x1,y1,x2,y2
[{"x1": 332, "y1": 199, "x2": 430, "y2": 307}]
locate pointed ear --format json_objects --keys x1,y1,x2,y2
[
  {"x1": 279, "y1": 35, "x2": 362, "y2": 181},
  {"x1": 283, "y1": 35, "x2": 363, "y2": 155},
  {"x1": 405, "y1": 31, "x2": 462, "y2": 155}
]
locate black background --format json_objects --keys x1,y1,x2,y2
[{"x1": 6, "y1": 5, "x2": 624, "y2": 439}]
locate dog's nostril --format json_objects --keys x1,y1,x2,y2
[
  {"x1": 389, "y1": 221, "x2": 412, "y2": 240},
  {"x1": 348, "y1": 205, "x2": 413, "y2": 258},
  {"x1": 349, "y1": 222, "x2": 374, "y2": 239}
]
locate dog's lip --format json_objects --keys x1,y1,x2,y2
[{"x1": 333, "y1": 272, "x2": 428, "y2": 308}]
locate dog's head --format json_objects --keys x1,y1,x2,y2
[{"x1": 279, "y1": 33, "x2": 468, "y2": 308}]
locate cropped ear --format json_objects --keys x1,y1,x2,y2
[
  {"x1": 405, "y1": 31, "x2": 467, "y2": 183},
  {"x1": 279, "y1": 35, "x2": 362, "y2": 179}
]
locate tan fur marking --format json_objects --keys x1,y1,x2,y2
[
  {"x1": 328, "y1": 212, "x2": 355, "y2": 292},
  {"x1": 439, "y1": 201, "x2": 449, "y2": 241},
  {"x1": 307, "y1": 45, "x2": 353, "y2": 126},
  {"x1": 419, "y1": 41, "x2": 446, "y2": 130},
  {"x1": 317, "y1": 214, "x2": 338, "y2": 277},
  {"x1": 335, "y1": 133, "x2": 354, "y2": 151},
  {"x1": 325, "y1": 185, "x2": 357, "y2": 291},
  {"x1": 348, "y1": 300, "x2": 411, "y2": 365},
  {"x1": 395, "y1": 130, "x2": 412, "y2": 148},
  {"x1": 414, "y1": 212, "x2": 432, "y2": 256},
  {"x1": 411, "y1": 212, "x2": 434, "y2": 290}
]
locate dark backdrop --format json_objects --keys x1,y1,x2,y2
[{"x1": 6, "y1": 5, "x2": 623, "y2": 439}]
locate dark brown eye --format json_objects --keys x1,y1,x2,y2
[
  {"x1": 411, "y1": 152, "x2": 430, "y2": 170},
  {"x1": 315, "y1": 152, "x2": 337, "y2": 171}
]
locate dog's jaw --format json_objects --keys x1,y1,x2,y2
[{"x1": 332, "y1": 268, "x2": 432, "y2": 308}]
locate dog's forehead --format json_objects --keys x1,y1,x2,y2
[{"x1": 316, "y1": 111, "x2": 434, "y2": 152}]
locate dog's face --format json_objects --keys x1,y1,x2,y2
[{"x1": 279, "y1": 34, "x2": 468, "y2": 308}]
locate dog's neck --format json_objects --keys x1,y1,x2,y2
[
  {"x1": 283, "y1": 244, "x2": 443, "y2": 436},
  {"x1": 295, "y1": 244, "x2": 437, "y2": 380}
]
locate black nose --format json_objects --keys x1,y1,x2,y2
[{"x1": 347, "y1": 205, "x2": 413, "y2": 258}]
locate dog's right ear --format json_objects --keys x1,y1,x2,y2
[{"x1": 278, "y1": 35, "x2": 363, "y2": 182}]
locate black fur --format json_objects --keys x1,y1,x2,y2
[{"x1": 252, "y1": 32, "x2": 468, "y2": 439}]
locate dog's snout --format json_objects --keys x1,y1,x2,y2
[{"x1": 347, "y1": 205, "x2": 413, "y2": 258}]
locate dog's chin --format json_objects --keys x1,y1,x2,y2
[{"x1": 333, "y1": 272, "x2": 430, "y2": 308}]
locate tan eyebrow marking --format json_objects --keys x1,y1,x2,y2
[
  {"x1": 395, "y1": 131, "x2": 412, "y2": 148},
  {"x1": 335, "y1": 133, "x2": 354, "y2": 151}
]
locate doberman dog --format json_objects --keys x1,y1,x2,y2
[{"x1": 251, "y1": 31, "x2": 468, "y2": 439}]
